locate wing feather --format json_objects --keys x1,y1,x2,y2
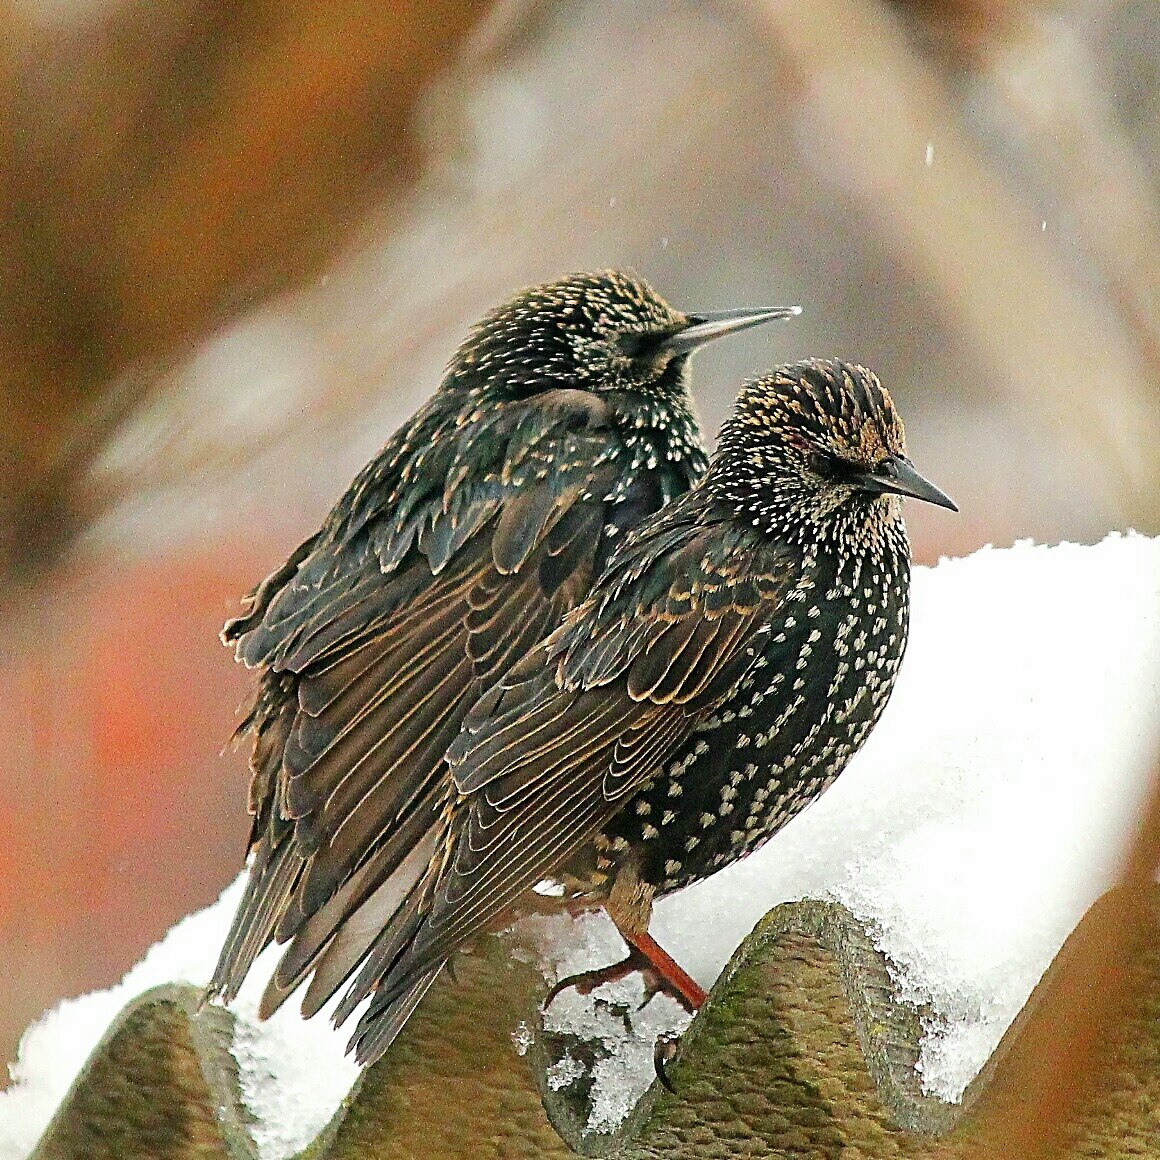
[
  {"x1": 208, "y1": 389, "x2": 644, "y2": 1016},
  {"x1": 357, "y1": 513, "x2": 794, "y2": 1008}
]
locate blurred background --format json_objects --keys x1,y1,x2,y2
[{"x1": 0, "y1": 0, "x2": 1156, "y2": 1078}]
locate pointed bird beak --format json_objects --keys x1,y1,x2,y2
[
  {"x1": 862, "y1": 455, "x2": 958, "y2": 511},
  {"x1": 660, "y1": 305, "x2": 802, "y2": 358}
]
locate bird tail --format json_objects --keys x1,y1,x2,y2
[
  {"x1": 348, "y1": 964, "x2": 445, "y2": 1066},
  {"x1": 304, "y1": 851, "x2": 452, "y2": 1064},
  {"x1": 258, "y1": 824, "x2": 439, "y2": 1021},
  {"x1": 205, "y1": 832, "x2": 303, "y2": 1007},
  {"x1": 208, "y1": 799, "x2": 448, "y2": 1064}
]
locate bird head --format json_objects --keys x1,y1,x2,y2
[
  {"x1": 450, "y1": 270, "x2": 799, "y2": 401},
  {"x1": 712, "y1": 359, "x2": 956, "y2": 543}
]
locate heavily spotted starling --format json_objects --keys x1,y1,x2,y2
[
  {"x1": 342, "y1": 359, "x2": 956, "y2": 1063},
  {"x1": 206, "y1": 271, "x2": 798, "y2": 1031}
]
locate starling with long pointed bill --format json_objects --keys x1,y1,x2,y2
[
  {"x1": 205, "y1": 271, "x2": 799, "y2": 1035},
  {"x1": 340, "y1": 359, "x2": 955, "y2": 1064}
]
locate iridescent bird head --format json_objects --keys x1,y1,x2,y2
[
  {"x1": 450, "y1": 270, "x2": 799, "y2": 401},
  {"x1": 711, "y1": 359, "x2": 956, "y2": 544}
]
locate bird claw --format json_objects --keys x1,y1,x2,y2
[
  {"x1": 638, "y1": 966, "x2": 681, "y2": 1010},
  {"x1": 653, "y1": 1031, "x2": 681, "y2": 1092},
  {"x1": 544, "y1": 948, "x2": 648, "y2": 1008},
  {"x1": 544, "y1": 945, "x2": 700, "y2": 1014},
  {"x1": 638, "y1": 968, "x2": 662, "y2": 1009}
]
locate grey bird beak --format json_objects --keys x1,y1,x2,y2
[
  {"x1": 660, "y1": 305, "x2": 802, "y2": 358},
  {"x1": 862, "y1": 455, "x2": 958, "y2": 511}
]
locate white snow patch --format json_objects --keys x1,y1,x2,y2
[
  {"x1": 4, "y1": 534, "x2": 1159, "y2": 1151},
  {"x1": 518, "y1": 533, "x2": 1160, "y2": 1125},
  {"x1": 0, "y1": 875, "x2": 360, "y2": 1160},
  {"x1": 226, "y1": 949, "x2": 362, "y2": 1160},
  {"x1": 510, "y1": 1021, "x2": 535, "y2": 1056},
  {"x1": 546, "y1": 1051, "x2": 588, "y2": 1091}
]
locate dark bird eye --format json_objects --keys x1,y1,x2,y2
[
  {"x1": 616, "y1": 330, "x2": 662, "y2": 359},
  {"x1": 809, "y1": 450, "x2": 838, "y2": 477}
]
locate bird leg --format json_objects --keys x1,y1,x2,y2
[
  {"x1": 622, "y1": 929, "x2": 707, "y2": 1011},
  {"x1": 543, "y1": 929, "x2": 706, "y2": 1014}
]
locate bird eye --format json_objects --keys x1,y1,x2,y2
[
  {"x1": 809, "y1": 450, "x2": 838, "y2": 477},
  {"x1": 616, "y1": 330, "x2": 662, "y2": 359}
]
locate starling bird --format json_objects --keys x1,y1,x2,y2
[
  {"x1": 340, "y1": 359, "x2": 956, "y2": 1063},
  {"x1": 206, "y1": 270, "x2": 798, "y2": 1030}
]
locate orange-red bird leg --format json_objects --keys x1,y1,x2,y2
[
  {"x1": 543, "y1": 929, "x2": 706, "y2": 1014},
  {"x1": 621, "y1": 929, "x2": 707, "y2": 1012}
]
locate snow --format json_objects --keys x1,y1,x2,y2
[
  {"x1": 520, "y1": 532, "x2": 1160, "y2": 1130},
  {"x1": 0, "y1": 875, "x2": 360, "y2": 1160},
  {"x1": 3, "y1": 534, "x2": 1159, "y2": 1154},
  {"x1": 224, "y1": 950, "x2": 361, "y2": 1160}
]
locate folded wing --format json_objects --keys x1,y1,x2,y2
[
  {"x1": 340, "y1": 503, "x2": 791, "y2": 1062},
  {"x1": 207, "y1": 389, "x2": 660, "y2": 1020}
]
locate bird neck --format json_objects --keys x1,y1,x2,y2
[
  {"x1": 808, "y1": 496, "x2": 912, "y2": 581},
  {"x1": 706, "y1": 466, "x2": 912, "y2": 596},
  {"x1": 603, "y1": 386, "x2": 710, "y2": 484},
  {"x1": 795, "y1": 508, "x2": 912, "y2": 601}
]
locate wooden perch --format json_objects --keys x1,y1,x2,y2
[{"x1": 28, "y1": 889, "x2": 1160, "y2": 1159}]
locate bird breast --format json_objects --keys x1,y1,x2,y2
[{"x1": 599, "y1": 547, "x2": 911, "y2": 895}]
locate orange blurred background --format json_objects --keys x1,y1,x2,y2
[{"x1": 1, "y1": 0, "x2": 1157, "y2": 1079}]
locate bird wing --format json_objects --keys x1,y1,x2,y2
[
  {"x1": 209, "y1": 388, "x2": 659, "y2": 1009},
  {"x1": 356, "y1": 511, "x2": 792, "y2": 1017}
]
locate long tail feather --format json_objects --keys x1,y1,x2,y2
[
  {"x1": 349, "y1": 966, "x2": 444, "y2": 1066},
  {"x1": 206, "y1": 836, "x2": 303, "y2": 1005}
]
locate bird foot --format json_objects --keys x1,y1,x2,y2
[
  {"x1": 544, "y1": 931, "x2": 706, "y2": 1015},
  {"x1": 544, "y1": 945, "x2": 656, "y2": 1008},
  {"x1": 653, "y1": 1031, "x2": 681, "y2": 1092}
]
